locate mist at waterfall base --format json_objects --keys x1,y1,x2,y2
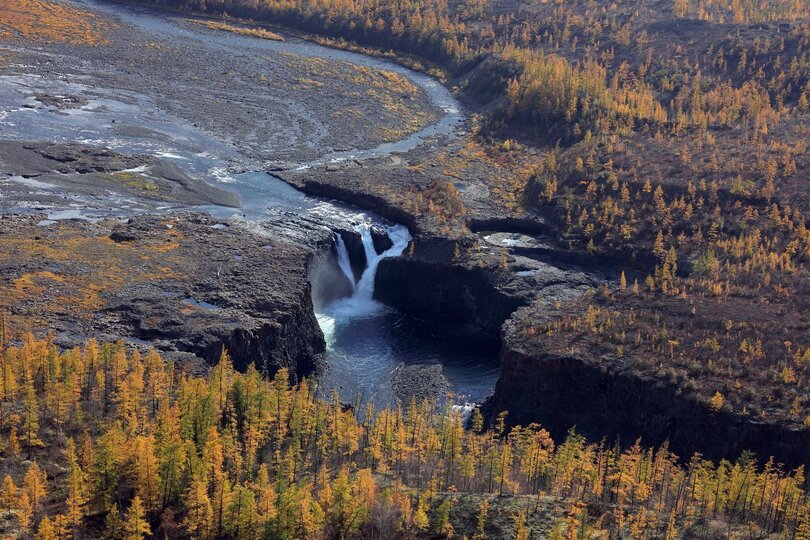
[{"x1": 315, "y1": 224, "x2": 500, "y2": 409}]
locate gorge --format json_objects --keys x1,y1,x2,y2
[
  {"x1": 1, "y1": 0, "x2": 807, "y2": 485},
  {"x1": 2, "y1": 0, "x2": 810, "y2": 536}
]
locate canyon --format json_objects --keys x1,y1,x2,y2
[{"x1": 1, "y1": 0, "x2": 807, "y2": 474}]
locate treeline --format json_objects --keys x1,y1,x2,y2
[
  {"x1": 153, "y1": 0, "x2": 477, "y2": 69},
  {"x1": 139, "y1": 0, "x2": 810, "y2": 146},
  {"x1": 0, "y1": 335, "x2": 808, "y2": 538}
]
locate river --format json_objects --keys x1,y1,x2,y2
[{"x1": 0, "y1": 0, "x2": 498, "y2": 407}]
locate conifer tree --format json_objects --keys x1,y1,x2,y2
[
  {"x1": 183, "y1": 480, "x2": 212, "y2": 539},
  {"x1": 18, "y1": 492, "x2": 33, "y2": 533},
  {"x1": 124, "y1": 496, "x2": 151, "y2": 540},
  {"x1": 36, "y1": 515, "x2": 58, "y2": 540},
  {"x1": 132, "y1": 435, "x2": 159, "y2": 512},
  {"x1": 8, "y1": 426, "x2": 20, "y2": 457},
  {"x1": 474, "y1": 497, "x2": 489, "y2": 539},
  {"x1": 65, "y1": 440, "x2": 87, "y2": 532},
  {"x1": 513, "y1": 509, "x2": 530, "y2": 540},
  {"x1": 103, "y1": 505, "x2": 125, "y2": 539},
  {"x1": 23, "y1": 372, "x2": 43, "y2": 450},
  {"x1": 23, "y1": 461, "x2": 47, "y2": 510},
  {"x1": 92, "y1": 426, "x2": 124, "y2": 513},
  {"x1": 0, "y1": 474, "x2": 18, "y2": 516},
  {"x1": 433, "y1": 497, "x2": 455, "y2": 537}
]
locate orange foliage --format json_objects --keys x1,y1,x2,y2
[
  {"x1": 0, "y1": 0, "x2": 111, "y2": 46},
  {"x1": 0, "y1": 227, "x2": 181, "y2": 325}
]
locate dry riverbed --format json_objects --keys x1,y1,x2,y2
[{"x1": 0, "y1": 0, "x2": 440, "y2": 168}]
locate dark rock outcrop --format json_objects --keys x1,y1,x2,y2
[
  {"x1": 329, "y1": 224, "x2": 394, "y2": 282},
  {"x1": 375, "y1": 257, "x2": 525, "y2": 341},
  {"x1": 371, "y1": 226, "x2": 394, "y2": 253},
  {"x1": 333, "y1": 228, "x2": 367, "y2": 281},
  {"x1": 375, "y1": 243, "x2": 601, "y2": 343},
  {"x1": 468, "y1": 216, "x2": 546, "y2": 236},
  {"x1": 0, "y1": 213, "x2": 331, "y2": 381},
  {"x1": 392, "y1": 363, "x2": 450, "y2": 404},
  {"x1": 484, "y1": 309, "x2": 810, "y2": 469},
  {"x1": 278, "y1": 171, "x2": 417, "y2": 230},
  {"x1": 0, "y1": 140, "x2": 241, "y2": 208},
  {"x1": 309, "y1": 236, "x2": 355, "y2": 310}
]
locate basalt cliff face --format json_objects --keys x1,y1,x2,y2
[
  {"x1": 484, "y1": 308, "x2": 810, "y2": 469},
  {"x1": 375, "y1": 257, "x2": 526, "y2": 341},
  {"x1": 111, "y1": 215, "x2": 333, "y2": 380}
]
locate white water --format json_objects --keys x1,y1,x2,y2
[
  {"x1": 321, "y1": 223, "x2": 411, "y2": 324},
  {"x1": 355, "y1": 224, "x2": 411, "y2": 302},
  {"x1": 452, "y1": 402, "x2": 477, "y2": 422},
  {"x1": 317, "y1": 222, "x2": 409, "y2": 351},
  {"x1": 315, "y1": 221, "x2": 499, "y2": 406},
  {"x1": 334, "y1": 233, "x2": 355, "y2": 293}
]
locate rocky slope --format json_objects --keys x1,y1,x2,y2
[
  {"x1": 0, "y1": 213, "x2": 333, "y2": 379},
  {"x1": 0, "y1": 140, "x2": 241, "y2": 211}
]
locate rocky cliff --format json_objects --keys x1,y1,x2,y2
[
  {"x1": 375, "y1": 257, "x2": 525, "y2": 341},
  {"x1": 484, "y1": 307, "x2": 810, "y2": 469},
  {"x1": 0, "y1": 213, "x2": 330, "y2": 380}
]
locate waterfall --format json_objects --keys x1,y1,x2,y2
[
  {"x1": 334, "y1": 233, "x2": 355, "y2": 292},
  {"x1": 317, "y1": 222, "x2": 495, "y2": 409},
  {"x1": 322, "y1": 222, "x2": 411, "y2": 320},
  {"x1": 354, "y1": 223, "x2": 411, "y2": 303}
]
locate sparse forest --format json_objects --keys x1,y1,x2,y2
[
  {"x1": 1, "y1": 0, "x2": 809, "y2": 536},
  {"x1": 0, "y1": 334, "x2": 808, "y2": 539}
]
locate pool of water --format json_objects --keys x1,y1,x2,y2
[{"x1": 317, "y1": 306, "x2": 500, "y2": 407}]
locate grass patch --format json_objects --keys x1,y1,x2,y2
[
  {"x1": 109, "y1": 171, "x2": 159, "y2": 192},
  {"x1": 192, "y1": 19, "x2": 284, "y2": 41},
  {"x1": 0, "y1": 0, "x2": 111, "y2": 46}
]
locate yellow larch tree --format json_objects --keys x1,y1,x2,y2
[{"x1": 123, "y1": 496, "x2": 151, "y2": 540}]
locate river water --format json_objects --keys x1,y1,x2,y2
[{"x1": 0, "y1": 1, "x2": 498, "y2": 407}]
